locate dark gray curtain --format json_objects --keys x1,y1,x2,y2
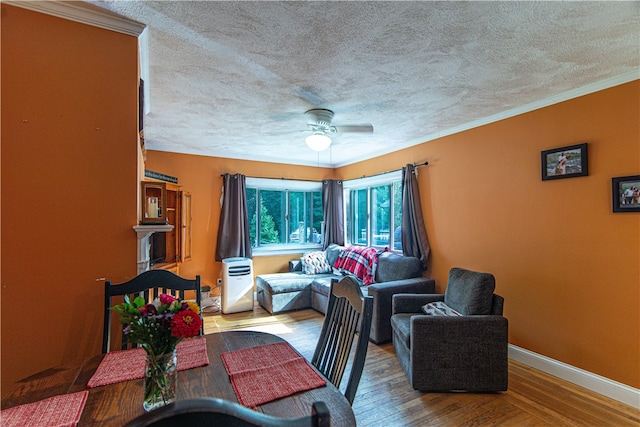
[
  {"x1": 401, "y1": 164, "x2": 430, "y2": 267},
  {"x1": 322, "y1": 179, "x2": 344, "y2": 249},
  {"x1": 215, "y1": 173, "x2": 252, "y2": 261}
]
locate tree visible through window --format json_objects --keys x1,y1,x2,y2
[
  {"x1": 246, "y1": 175, "x2": 400, "y2": 251},
  {"x1": 246, "y1": 180, "x2": 323, "y2": 249}
]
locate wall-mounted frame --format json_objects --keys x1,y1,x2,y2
[
  {"x1": 541, "y1": 143, "x2": 588, "y2": 181},
  {"x1": 612, "y1": 175, "x2": 640, "y2": 213}
]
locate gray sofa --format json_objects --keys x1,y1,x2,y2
[{"x1": 256, "y1": 244, "x2": 436, "y2": 343}]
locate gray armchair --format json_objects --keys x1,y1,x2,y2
[{"x1": 390, "y1": 267, "x2": 508, "y2": 391}]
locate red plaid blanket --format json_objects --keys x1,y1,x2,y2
[{"x1": 333, "y1": 246, "x2": 386, "y2": 285}]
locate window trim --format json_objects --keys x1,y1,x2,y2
[
  {"x1": 343, "y1": 171, "x2": 403, "y2": 251},
  {"x1": 246, "y1": 178, "x2": 323, "y2": 256},
  {"x1": 342, "y1": 170, "x2": 402, "y2": 190},
  {"x1": 246, "y1": 177, "x2": 322, "y2": 192}
]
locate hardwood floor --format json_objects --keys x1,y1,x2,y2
[{"x1": 203, "y1": 304, "x2": 640, "y2": 426}]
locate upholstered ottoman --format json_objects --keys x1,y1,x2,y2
[
  {"x1": 310, "y1": 277, "x2": 336, "y2": 313},
  {"x1": 256, "y1": 272, "x2": 335, "y2": 314}
]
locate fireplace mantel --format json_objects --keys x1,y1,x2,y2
[{"x1": 133, "y1": 224, "x2": 174, "y2": 274}]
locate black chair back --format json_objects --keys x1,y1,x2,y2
[
  {"x1": 125, "y1": 398, "x2": 329, "y2": 427},
  {"x1": 102, "y1": 269, "x2": 202, "y2": 353},
  {"x1": 311, "y1": 275, "x2": 373, "y2": 405}
]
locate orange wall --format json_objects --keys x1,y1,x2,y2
[
  {"x1": 338, "y1": 82, "x2": 640, "y2": 388},
  {"x1": 143, "y1": 152, "x2": 333, "y2": 288},
  {"x1": 148, "y1": 82, "x2": 639, "y2": 389},
  {"x1": 1, "y1": 6, "x2": 139, "y2": 390},
  {"x1": 1, "y1": 4, "x2": 637, "y2": 394}
]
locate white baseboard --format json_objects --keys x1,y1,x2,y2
[{"x1": 508, "y1": 345, "x2": 640, "y2": 409}]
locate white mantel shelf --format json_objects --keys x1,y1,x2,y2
[
  {"x1": 134, "y1": 224, "x2": 174, "y2": 274},
  {"x1": 134, "y1": 224, "x2": 174, "y2": 237}
]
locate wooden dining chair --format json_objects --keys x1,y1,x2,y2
[
  {"x1": 125, "y1": 398, "x2": 330, "y2": 427},
  {"x1": 102, "y1": 269, "x2": 202, "y2": 353},
  {"x1": 311, "y1": 275, "x2": 373, "y2": 405}
]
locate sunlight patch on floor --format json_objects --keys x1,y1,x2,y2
[
  {"x1": 212, "y1": 315, "x2": 283, "y2": 327},
  {"x1": 235, "y1": 322, "x2": 294, "y2": 335}
]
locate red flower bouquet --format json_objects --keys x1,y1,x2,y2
[{"x1": 111, "y1": 293, "x2": 202, "y2": 356}]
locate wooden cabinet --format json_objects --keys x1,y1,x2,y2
[
  {"x1": 141, "y1": 181, "x2": 167, "y2": 224},
  {"x1": 143, "y1": 180, "x2": 192, "y2": 271},
  {"x1": 181, "y1": 191, "x2": 192, "y2": 262}
]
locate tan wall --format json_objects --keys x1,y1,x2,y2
[
  {"x1": 148, "y1": 82, "x2": 639, "y2": 389},
  {"x1": 1, "y1": 6, "x2": 139, "y2": 390}
]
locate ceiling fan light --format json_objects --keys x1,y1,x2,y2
[{"x1": 305, "y1": 133, "x2": 332, "y2": 151}]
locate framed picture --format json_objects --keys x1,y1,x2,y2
[
  {"x1": 541, "y1": 143, "x2": 588, "y2": 181},
  {"x1": 612, "y1": 175, "x2": 640, "y2": 213}
]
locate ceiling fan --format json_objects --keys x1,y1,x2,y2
[{"x1": 304, "y1": 109, "x2": 373, "y2": 151}]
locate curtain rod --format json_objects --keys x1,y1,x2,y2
[
  {"x1": 219, "y1": 174, "x2": 324, "y2": 183},
  {"x1": 353, "y1": 161, "x2": 429, "y2": 180},
  {"x1": 220, "y1": 161, "x2": 429, "y2": 181}
]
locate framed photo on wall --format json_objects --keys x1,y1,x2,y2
[
  {"x1": 541, "y1": 143, "x2": 588, "y2": 181},
  {"x1": 612, "y1": 175, "x2": 640, "y2": 213}
]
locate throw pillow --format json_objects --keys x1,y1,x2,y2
[
  {"x1": 325, "y1": 244, "x2": 344, "y2": 267},
  {"x1": 302, "y1": 251, "x2": 332, "y2": 275},
  {"x1": 421, "y1": 301, "x2": 461, "y2": 316}
]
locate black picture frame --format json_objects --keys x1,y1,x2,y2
[
  {"x1": 541, "y1": 143, "x2": 588, "y2": 181},
  {"x1": 612, "y1": 175, "x2": 640, "y2": 213}
]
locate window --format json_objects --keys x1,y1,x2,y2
[
  {"x1": 344, "y1": 171, "x2": 403, "y2": 251},
  {"x1": 246, "y1": 178, "x2": 323, "y2": 254}
]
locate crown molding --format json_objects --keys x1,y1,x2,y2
[{"x1": 4, "y1": 1, "x2": 145, "y2": 36}]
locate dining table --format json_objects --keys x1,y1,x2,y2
[{"x1": 1, "y1": 330, "x2": 356, "y2": 426}]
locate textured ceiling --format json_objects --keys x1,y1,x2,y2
[{"x1": 89, "y1": 1, "x2": 639, "y2": 167}]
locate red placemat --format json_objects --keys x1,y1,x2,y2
[
  {"x1": 221, "y1": 342, "x2": 326, "y2": 408},
  {"x1": 88, "y1": 337, "x2": 209, "y2": 388},
  {"x1": 221, "y1": 341, "x2": 301, "y2": 374},
  {"x1": 174, "y1": 336, "x2": 210, "y2": 371},
  {"x1": 0, "y1": 390, "x2": 88, "y2": 427}
]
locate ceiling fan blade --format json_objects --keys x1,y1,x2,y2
[{"x1": 333, "y1": 124, "x2": 374, "y2": 133}]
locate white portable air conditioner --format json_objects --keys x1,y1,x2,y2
[{"x1": 221, "y1": 257, "x2": 254, "y2": 314}]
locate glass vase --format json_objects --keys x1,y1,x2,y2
[{"x1": 143, "y1": 349, "x2": 177, "y2": 412}]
